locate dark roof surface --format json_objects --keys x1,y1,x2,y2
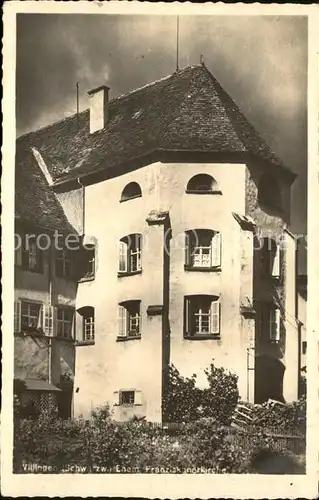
[
  {"x1": 15, "y1": 142, "x2": 77, "y2": 232},
  {"x1": 17, "y1": 64, "x2": 293, "y2": 188},
  {"x1": 24, "y1": 378, "x2": 61, "y2": 392}
]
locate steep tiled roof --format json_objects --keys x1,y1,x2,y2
[
  {"x1": 15, "y1": 142, "x2": 76, "y2": 233},
  {"x1": 17, "y1": 64, "x2": 294, "y2": 188}
]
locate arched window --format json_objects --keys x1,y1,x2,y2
[
  {"x1": 118, "y1": 234, "x2": 142, "y2": 275},
  {"x1": 260, "y1": 237, "x2": 280, "y2": 278},
  {"x1": 258, "y1": 174, "x2": 282, "y2": 210},
  {"x1": 120, "y1": 182, "x2": 142, "y2": 202},
  {"x1": 185, "y1": 229, "x2": 221, "y2": 269},
  {"x1": 186, "y1": 174, "x2": 220, "y2": 194},
  {"x1": 77, "y1": 306, "x2": 95, "y2": 342}
]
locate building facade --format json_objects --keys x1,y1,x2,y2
[{"x1": 15, "y1": 64, "x2": 302, "y2": 421}]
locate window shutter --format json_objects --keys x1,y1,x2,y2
[
  {"x1": 275, "y1": 308, "x2": 281, "y2": 342},
  {"x1": 211, "y1": 232, "x2": 221, "y2": 267},
  {"x1": 184, "y1": 297, "x2": 191, "y2": 336},
  {"x1": 210, "y1": 300, "x2": 220, "y2": 334},
  {"x1": 137, "y1": 234, "x2": 142, "y2": 270},
  {"x1": 113, "y1": 390, "x2": 120, "y2": 406},
  {"x1": 15, "y1": 245, "x2": 22, "y2": 266},
  {"x1": 135, "y1": 390, "x2": 142, "y2": 406},
  {"x1": 42, "y1": 305, "x2": 54, "y2": 336},
  {"x1": 118, "y1": 305, "x2": 127, "y2": 337},
  {"x1": 185, "y1": 233, "x2": 191, "y2": 266},
  {"x1": 119, "y1": 240, "x2": 127, "y2": 272},
  {"x1": 14, "y1": 300, "x2": 21, "y2": 332},
  {"x1": 272, "y1": 245, "x2": 280, "y2": 277}
]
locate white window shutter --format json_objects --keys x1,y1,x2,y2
[
  {"x1": 137, "y1": 234, "x2": 142, "y2": 270},
  {"x1": 211, "y1": 232, "x2": 221, "y2": 267},
  {"x1": 118, "y1": 305, "x2": 127, "y2": 337},
  {"x1": 14, "y1": 300, "x2": 21, "y2": 332},
  {"x1": 119, "y1": 240, "x2": 127, "y2": 272},
  {"x1": 135, "y1": 390, "x2": 142, "y2": 406},
  {"x1": 272, "y1": 245, "x2": 280, "y2": 277},
  {"x1": 113, "y1": 390, "x2": 120, "y2": 406},
  {"x1": 42, "y1": 305, "x2": 54, "y2": 336},
  {"x1": 210, "y1": 300, "x2": 220, "y2": 334},
  {"x1": 275, "y1": 308, "x2": 281, "y2": 342}
]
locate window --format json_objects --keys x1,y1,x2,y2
[
  {"x1": 21, "y1": 236, "x2": 43, "y2": 273},
  {"x1": 302, "y1": 341, "x2": 307, "y2": 355},
  {"x1": 119, "y1": 234, "x2": 142, "y2": 275},
  {"x1": 184, "y1": 295, "x2": 220, "y2": 338},
  {"x1": 77, "y1": 306, "x2": 95, "y2": 342},
  {"x1": 260, "y1": 238, "x2": 280, "y2": 278},
  {"x1": 186, "y1": 174, "x2": 220, "y2": 194},
  {"x1": 120, "y1": 182, "x2": 142, "y2": 202},
  {"x1": 56, "y1": 249, "x2": 71, "y2": 278},
  {"x1": 185, "y1": 230, "x2": 221, "y2": 269},
  {"x1": 258, "y1": 173, "x2": 282, "y2": 210},
  {"x1": 20, "y1": 301, "x2": 42, "y2": 331},
  {"x1": 118, "y1": 300, "x2": 141, "y2": 339},
  {"x1": 120, "y1": 390, "x2": 135, "y2": 405},
  {"x1": 56, "y1": 307, "x2": 74, "y2": 339},
  {"x1": 259, "y1": 303, "x2": 281, "y2": 343}
]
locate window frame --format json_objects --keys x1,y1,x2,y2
[
  {"x1": 20, "y1": 235, "x2": 43, "y2": 273},
  {"x1": 184, "y1": 295, "x2": 220, "y2": 339},
  {"x1": 20, "y1": 300, "x2": 42, "y2": 332},
  {"x1": 120, "y1": 182, "x2": 142, "y2": 203},
  {"x1": 118, "y1": 234, "x2": 142, "y2": 277},
  {"x1": 117, "y1": 300, "x2": 141, "y2": 341},
  {"x1": 186, "y1": 173, "x2": 221, "y2": 195},
  {"x1": 185, "y1": 229, "x2": 221, "y2": 271},
  {"x1": 78, "y1": 244, "x2": 96, "y2": 282},
  {"x1": 259, "y1": 303, "x2": 281, "y2": 344},
  {"x1": 56, "y1": 306, "x2": 74, "y2": 340},
  {"x1": 55, "y1": 248, "x2": 72, "y2": 279}
]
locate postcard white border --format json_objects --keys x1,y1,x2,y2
[{"x1": 2, "y1": 2, "x2": 319, "y2": 498}]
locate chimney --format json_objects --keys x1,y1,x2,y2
[{"x1": 87, "y1": 85, "x2": 110, "y2": 134}]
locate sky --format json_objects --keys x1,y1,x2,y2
[{"x1": 16, "y1": 14, "x2": 308, "y2": 271}]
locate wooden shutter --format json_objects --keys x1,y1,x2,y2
[
  {"x1": 118, "y1": 305, "x2": 127, "y2": 337},
  {"x1": 137, "y1": 234, "x2": 142, "y2": 270},
  {"x1": 272, "y1": 245, "x2": 280, "y2": 277},
  {"x1": 210, "y1": 300, "x2": 220, "y2": 334},
  {"x1": 14, "y1": 300, "x2": 21, "y2": 332},
  {"x1": 275, "y1": 308, "x2": 281, "y2": 342},
  {"x1": 119, "y1": 240, "x2": 127, "y2": 272},
  {"x1": 42, "y1": 305, "x2": 54, "y2": 336},
  {"x1": 185, "y1": 232, "x2": 191, "y2": 266},
  {"x1": 113, "y1": 390, "x2": 120, "y2": 406},
  {"x1": 135, "y1": 390, "x2": 142, "y2": 406},
  {"x1": 211, "y1": 232, "x2": 221, "y2": 267}
]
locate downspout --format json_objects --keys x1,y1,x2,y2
[
  {"x1": 77, "y1": 177, "x2": 85, "y2": 237},
  {"x1": 48, "y1": 237, "x2": 54, "y2": 385}
]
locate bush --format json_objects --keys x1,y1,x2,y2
[{"x1": 163, "y1": 362, "x2": 239, "y2": 425}]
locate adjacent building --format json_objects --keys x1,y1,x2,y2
[{"x1": 15, "y1": 63, "x2": 304, "y2": 421}]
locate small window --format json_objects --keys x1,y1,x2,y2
[
  {"x1": 79, "y1": 244, "x2": 95, "y2": 281},
  {"x1": 260, "y1": 238, "x2": 280, "y2": 278},
  {"x1": 185, "y1": 229, "x2": 221, "y2": 269},
  {"x1": 21, "y1": 236, "x2": 43, "y2": 273},
  {"x1": 119, "y1": 234, "x2": 142, "y2": 275},
  {"x1": 302, "y1": 341, "x2": 307, "y2": 355},
  {"x1": 56, "y1": 249, "x2": 72, "y2": 279},
  {"x1": 184, "y1": 295, "x2": 220, "y2": 338},
  {"x1": 118, "y1": 300, "x2": 141, "y2": 339},
  {"x1": 259, "y1": 303, "x2": 281, "y2": 343},
  {"x1": 120, "y1": 390, "x2": 135, "y2": 405},
  {"x1": 56, "y1": 307, "x2": 74, "y2": 339},
  {"x1": 77, "y1": 306, "x2": 95, "y2": 342},
  {"x1": 186, "y1": 174, "x2": 220, "y2": 194},
  {"x1": 20, "y1": 301, "x2": 42, "y2": 332},
  {"x1": 258, "y1": 173, "x2": 282, "y2": 210},
  {"x1": 120, "y1": 182, "x2": 142, "y2": 202}
]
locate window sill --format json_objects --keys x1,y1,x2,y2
[
  {"x1": 120, "y1": 194, "x2": 142, "y2": 203},
  {"x1": 184, "y1": 334, "x2": 220, "y2": 340},
  {"x1": 116, "y1": 335, "x2": 141, "y2": 342},
  {"x1": 114, "y1": 404, "x2": 143, "y2": 407},
  {"x1": 75, "y1": 340, "x2": 95, "y2": 346},
  {"x1": 78, "y1": 275, "x2": 95, "y2": 283},
  {"x1": 184, "y1": 265, "x2": 221, "y2": 273},
  {"x1": 185, "y1": 190, "x2": 222, "y2": 195},
  {"x1": 118, "y1": 269, "x2": 142, "y2": 278}
]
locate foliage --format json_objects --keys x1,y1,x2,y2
[
  {"x1": 250, "y1": 396, "x2": 306, "y2": 433},
  {"x1": 163, "y1": 362, "x2": 239, "y2": 425}
]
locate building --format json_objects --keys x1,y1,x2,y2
[
  {"x1": 15, "y1": 63, "x2": 301, "y2": 421},
  {"x1": 14, "y1": 141, "x2": 79, "y2": 418},
  {"x1": 297, "y1": 274, "x2": 307, "y2": 394}
]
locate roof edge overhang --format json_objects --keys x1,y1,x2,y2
[{"x1": 52, "y1": 149, "x2": 295, "y2": 193}]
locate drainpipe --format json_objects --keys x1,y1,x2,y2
[
  {"x1": 48, "y1": 236, "x2": 54, "y2": 385},
  {"x1": 77, "y1": 177, "x2": 85, "y2": 237}
]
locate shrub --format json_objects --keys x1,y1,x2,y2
[{"x1": 163, "y1": 362, "x2": 239, "y2": 425}]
